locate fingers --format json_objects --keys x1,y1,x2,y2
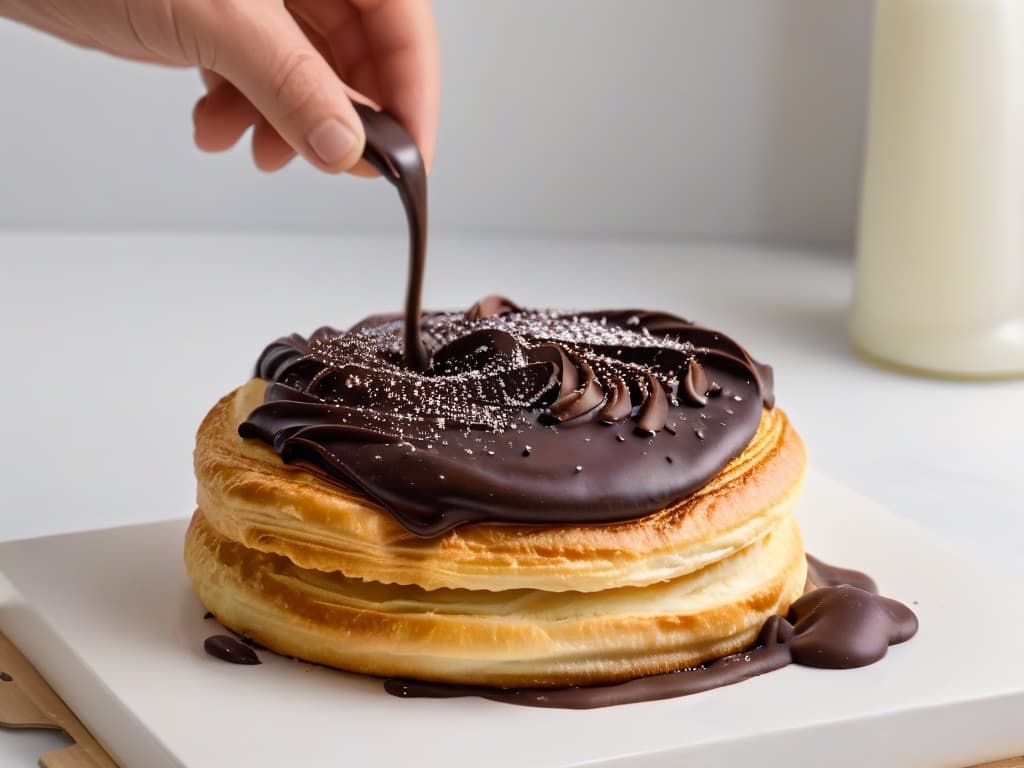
[
  {"x1": 198, "y1": 0, "x2": 366, "y2": 173},
  {"x1": 193, "y1": 81, "x2": 299, "y2": 171},
  {"x1": 290, "y1": 0, "x2": 440, "y2": 171},
  {"x1": 194, "y1": 63, "x2": 359, "y2": 174},
  {"x1": 251, "y1": 118, "x2": 297, "y2": 171},
  {"x1": 193, "y1": 77, "x2": 260, "y2": 152}
]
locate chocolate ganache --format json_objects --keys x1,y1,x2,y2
[{"x1": 239, "y1": 301, "x2": 773, "y2": 536}]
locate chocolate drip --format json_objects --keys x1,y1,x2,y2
[
  {"x1": 385, "y1": 555, "x2": 918, "y2": 709},
  {"x1": 204, "y1": 635, "x2": 261, "y2": 665},
  {"x1": 240, "y1": 305, "x2": 774, "y2": 536},
  {"x1": 353, "y1": 104, "x2": 428, "y2": 372},
  {"x1": 806, "y1": 553, "x2": 878, "y2": 592}
]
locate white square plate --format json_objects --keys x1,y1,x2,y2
[{"x1": 1, "y1": 469, "x2": 1022, "y2": 767}]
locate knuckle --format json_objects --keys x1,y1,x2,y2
[
  {"x1": 201, "y1": 0, "x2": 245, "y2": 23},
  {"x1": 273, "y1": 50, "x2": 323, "y2": 117}
]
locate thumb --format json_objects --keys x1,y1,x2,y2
[{"x1": 200, "y1": 3, "x2": 365, "y2": 173}]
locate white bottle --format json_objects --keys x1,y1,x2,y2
[{"x1": 850, "y1": 0, "x2": 1024, "y2": 378}]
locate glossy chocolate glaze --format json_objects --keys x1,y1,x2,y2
[
  {"x1": 204, "y1": 635, "x2": 261, "y2": 665},
  {"x1": 384, "y1": 555, "x2": 918, "y2": 708},
  {"x1": 239, "y1": 304, "x2": 773, "y2": 536}
]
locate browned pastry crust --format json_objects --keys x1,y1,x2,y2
[
  {"x1": 194, "y1": 379, "x2": 807, "y2": 593},
  {"x1": 185, "y1": 508, "x2": 805, "y2": 686}
]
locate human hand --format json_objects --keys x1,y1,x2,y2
[{"x1": 1, "y1": 0, "x2": 440, "y2": 173}]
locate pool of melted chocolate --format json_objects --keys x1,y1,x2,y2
[{"x1": 383, "y1": 555, "x2": 918, "y2": 709}]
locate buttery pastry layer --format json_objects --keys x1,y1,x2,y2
[
  {"x1": 194, "y1": 379, "x2": 807, "y2": 593},
  {"x1": 185, "y1": 508, "x2": 806, "y2": 687}
]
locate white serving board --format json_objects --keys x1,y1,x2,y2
[{"x1": 0, "y1": 470, "x2": 1022, "y2": 768}]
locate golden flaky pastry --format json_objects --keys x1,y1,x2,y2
[{"x1": 185, "y1": 378, "x2": 807, "y2": 686}]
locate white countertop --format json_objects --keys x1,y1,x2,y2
[{"x1": 1, "y1": 231, "x2": 1021, "y2": 763}]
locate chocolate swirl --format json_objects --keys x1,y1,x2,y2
[{"x1": 239, "y1": 297, "x2": 773, "y2": 537}]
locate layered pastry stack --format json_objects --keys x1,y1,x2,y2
[{"x1": 185, "y1": 300, "x2": 808, "y2": 689}]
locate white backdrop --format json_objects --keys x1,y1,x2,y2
[{"x1": 0, "y1": 1, "x2": 874, "y2": 247}]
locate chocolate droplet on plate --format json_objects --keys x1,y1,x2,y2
[{"x1": 204, "y1": 635, "x2": 262, "y2": 665}]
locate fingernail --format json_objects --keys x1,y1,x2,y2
[{"x1": 307, "y1": 119, "x2": 358, "y2": 166}]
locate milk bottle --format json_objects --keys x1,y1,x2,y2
[{"x1": 850, "y1": 0, "x2": 1024, "y2": 377}]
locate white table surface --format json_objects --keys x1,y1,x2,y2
[{"x1": 1, "y1": 231, "x2": 1022, "y2": 764}]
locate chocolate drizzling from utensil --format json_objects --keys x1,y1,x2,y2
[{"x1": 353, "y1": 103, "x2": 428, "y2": 372}]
